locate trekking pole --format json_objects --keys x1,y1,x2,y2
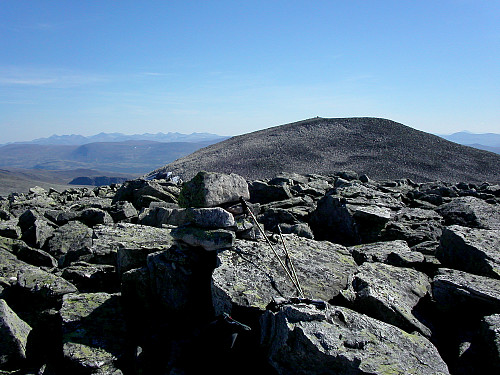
[
  {"x1": 277, "y1": 224, "x2": 305, "y2": 298},
  {"x1": 239, "y1": 197, "x2": 303, "y2": 296}
]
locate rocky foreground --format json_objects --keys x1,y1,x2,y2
[{"x1": 0, "y1": 170, "x2": 499, "y2": 374}]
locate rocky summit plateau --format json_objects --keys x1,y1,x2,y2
[{"x1": 0, "y1": 167, "x2": 499, "y2": 375}]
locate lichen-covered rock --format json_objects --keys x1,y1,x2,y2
[
  {"x1": 179, "y1": 171, "x2": 250, "y2": 208},
  {"x1": 62, "y1": 262, "x2": 118, "y2": 293},
  {"x1": 108, "y1": 201, "x2": 138, "y2": 223},
  {"x1": 382, "y1": 207, "x2": 444, "y2": 246},
  {"x1": 436, "y1": 196, "x2": 500, "y2": 229},
  {"x1": 0, "y1": 219, "x2": 21, "y2": 240},
  {"x1": 92, "y1": 223, "x2": 173, "y2": 267},
  {"x1": 432, "y1": 268, "x2": 500, "y2": 315},
  {"x1": 171, "y1": 227, "x2": 235, "y2": 251},
  {"x1": 260, "y1": 304, "x2": 450, "y2": 375},
  {"x1": 0, "y1": 299, "x2": 32, "y2": 366},
  {"x1": 349, "y1": 240, "x2": 425, "y2": 268},
  {"x1": 77, "y1": 207, "x2": 113, "y2": 227},
  {"x1": 45, "y1": 221, "x2": 93, "y2": 265},
  {"x1": 212, "y1": 236, "x2": 358, "y2": 315},
  {"x1": 436, "y1": 225, "x2": 500, "y2": 279},
  {"x1": 344, "y1": 262, "x2": 432, "y2": 337},
  {"x1": 16, "y1": 267, "x2": 78, "y2": 304},
  {"x1": 16, "y1": 246, "x2": 57, "y2": 268},
  {"x1": 60, "y1": 293, "x2": 129, "y2": 374}
]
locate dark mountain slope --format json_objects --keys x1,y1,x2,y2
[{"x1": 150, "y1": 117, "x2": 500, "y2": 183}]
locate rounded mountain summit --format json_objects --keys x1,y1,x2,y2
[{"x1": 149, "y1": 117, "x2": 500, "y2": 184}]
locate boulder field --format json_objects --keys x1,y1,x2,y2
[{"x1": 0, "y1": 170, "x2": 499, "y2": 374}]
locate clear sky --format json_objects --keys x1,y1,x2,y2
[{"x1": 1, "y1": 0, "x2": 498, "y2": 143}]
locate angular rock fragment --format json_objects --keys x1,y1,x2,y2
[
  {"x1": 45, "y1": 221, "x2": 93, "y2": 264},
  {"x1": 0, "y1": 218, "x2": 21, "y2": 239},
  {"x1": 60, "y1": 293, "x2": 129, "y2": 374},
  {"x1": 0, "y1": 299, "x2": 32, "y2": 366},
  {"x1": 478, "y1": 314, "x2": 500, "y2": 372},
  {"x1": 344, "y1": 262, "x2": 432, "y2": 336},
  {"x1": 349, "y1": 240, "x2": 425, "y2": 268},
  {"x1": 108, "y1": 201, "x2": 138, "y2": 223},
  {"x1": 260, "y1": 304, "x2": 450, "y2": 375},
  {"x1": 436, "y1": 196, "x2": 500, "y2": 229},
  {"x1": 382, "y1": 207, "x2": 444, "y2": 246},
  {"x1": 432, "y1": 268, "x2": 500, "y2": 315},
  {"x1": 179, "y1": 171, "x2": 249, "y2": 207},
  {"x1": 212, "y1": 236, "x2": 357, "y2": 315},
  {"x1": 62, "y1": 262, "x2": 118, "y2": 293},
  {"x1": 77, "y1": 207, "x2": 113, "y2": 227},
  {"x1": 436, "y1": 225, "x2": 500, "y2": 279},
  {"x1": 249, "y1": 180, "x2": 293, "y2": 204},
  {"x1": 113, "y1": 178, "x2": 178, "y2": 209}
]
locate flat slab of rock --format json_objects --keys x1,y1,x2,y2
[
  {"x1": 92, "y1": 223, "x2": 173, "y2": 268},
  {"x1": 0, "y1": 299, "x2": 32, "y2": 366},
  {"x1": 260, "y1": 304, "x2": 450, "y2": 375},
  {"x1": 212, "y1": 235, "x2": 358, "y2": 315},
  {"x1": 345, "y1": 262, "x2": 432, "y2": 337},
  {"x1": 179, "y1": 171, "x2": 250, "y2": 207},
  {"x1": 437, "y1": 225, "x2": 500, "y2": 279},
  {"x1": 433, "y1": 268, "x2": 500, "y2": 315},
  {"x1": 139, "y1": 206, "x2": 235, "y2": 229},
  {"x1": 171, "y1": 227, "x2": 235, "y2": 251}
]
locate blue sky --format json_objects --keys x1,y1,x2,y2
[{"x1": 1, "y1": 0, "x2": 499, "y2": 143}]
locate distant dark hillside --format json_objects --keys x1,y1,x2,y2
[
  {"x1": 150, "y1": 117, "x2": 500, "y2": 184},
  {"x1": 0, "y1": 140, "x2": 220, "y2": 174},
  {"x1": 0, "y1": 168, "x2": 136, "y2": 196}
]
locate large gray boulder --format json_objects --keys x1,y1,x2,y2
[
  {"x1": 436, "y1": 225, "x2": 500, "y2": 279},
  {"x1": 432, "y1": 268, "x2": 500, "y2": 315},
  {"x1": 212, "y1": 236, "x2": 358, "y2": 315},
  {"x1": 60, "y1": 292, "x2": 129, "y2": 374},
  {"x1": 178, "y1": 171, "x2": 250, "y2": 208},
  {"x1": 260, "y1": 304, "x2": 450, "y2": 375},
  {"x1": 0, "y1": 299, "x2": 32, "y2": 366},
  {"x1": 436, "y1": 196, "x2": 500, "y2": 229},
  {"x1": 343, "y1": 262, "x2": 432, "y2": 337}
]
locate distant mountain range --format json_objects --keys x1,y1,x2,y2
[
  {"x1": 151, "y1": 117, "x2": 500, "y2": 183},
  {"x1": 5, "y1": 131, "x2": 228, "y2": 146},
  {"x1": 438, "y1": 132, "x2": 500, "y2": 155}
]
